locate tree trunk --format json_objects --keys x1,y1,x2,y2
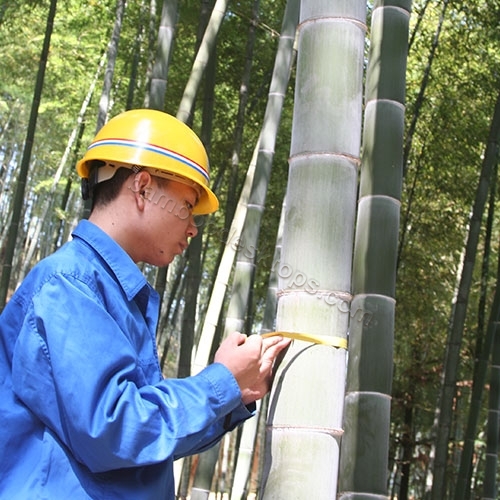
[
  {"x1": 398, "y1": 0, "x2": 449, "y2": 267},
  {"x1": 176, "y1": 0, "x2": 230, "y2": 124},
  {"x1": 454, "y1": 164, "x2": 497, "y2": 500},
  {"x1": 193, "y1": 140, "x2": 260, "y2": 376},
  {"x1": 231, "y1": 200, "x2": 286, "y2": 499},
  {"x1": 95, "y1": 0, "x2": 126, "y2": 133},
  {"x1": 402, "y1": 0, "x2": 448, "y2": 176},
  {"x1": 0, "y1": 0, "x2": 57, "y2": 311},
  {"x1": 224, "y1": 0, "x2": 260, "y2": 227},
  {"x1": 431, "y1": 89, "x2": 500, "y2": 500},
  {"x1": 399, "y1": 405, "x2": 415, "y2": 500},
  {"x1": 261, "y1": 2, "x2": 366, "y2": 497},
  {"x1": 17, "y1": 52, "x2": 104, "y2": 283},
  {"x1": 222, "y1": 0, "x2": 297, "y2": 340},
  {"x1": 198, "y1": 0, "x2": 300, "y2": 486},
  {"x1": 149, "y1": 0, "x2": 178, "y2": 110},
  {"x1": 339, "y1": 2, "x2": 411, "y2": 499},
  {"x1": 482, "y1": 274, "x2": 500, "y2": 499}
]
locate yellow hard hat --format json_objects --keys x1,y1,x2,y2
[{"x1": 76, "y1": 109, "x2": 219, "y2": 214}]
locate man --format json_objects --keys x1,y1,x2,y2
[{"x1": 0, "y1": 109, "x2": 289, "y2": 499}]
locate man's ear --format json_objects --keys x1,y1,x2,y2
[{"x1": 129, "y1": 170, "x2": 153, "y2": 208}]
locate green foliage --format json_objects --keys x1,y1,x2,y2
[
  {"x1": 1, "y1": 0, "x2": 500, "y2": 495},
  {"x1": 0, "y1": 0, "x2": 113, "y2": 183},
  {"x1": 393, "y1": 0, "x2": 500, "y2": 495}
]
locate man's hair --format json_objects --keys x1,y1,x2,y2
[
  {"x1": 90, "y1": 164, "x2": 171, "y2": 211},
  {"x1": 91, "y1": 166, "x2": 134, "y2": 209}
]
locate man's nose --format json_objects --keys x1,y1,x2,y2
[{"x1": 187, "y1": 217, "x2": 198, "y2": 238}]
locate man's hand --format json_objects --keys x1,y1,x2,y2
[{"x1": 214, "y1": 332, "x2": 291, "y2": 405}]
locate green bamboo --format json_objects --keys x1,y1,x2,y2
[
  {"x1": 231, "y1": 200, "x2": 286, "y2": 500},
  {"x1": 431, "y1": 88, "x2": 500, "y2": 500},
  {"x1": 191, "y1": 2, "x2": 298, "y2": 495},
  {"x1": 224, "y1": 0, "x2": 260, "y2": 227},
  {"x1": 0, "y1": 0, "x2": 58, "y2": 311},
  {"x1": 17, "y1": 53, "x2": 104, "y2": 284},
  {"x1": 193, "y1": 140, "x2": 260, "y2": 375},
  {"x1": 261, "y1": 2, "x2": 366, "y2": 498},
  {"x1": 176, "y1": 0, "x2": 229, "y2": 124},
  {"x1": 454, "y1": 168, "x2": 498, "y2": 499},
  {"x1": 95, "y1": 0, "x2": 126, "y2": 134},
  {"x1": 339, "y1": 2, "x2": 411, "y2": 498},
  {"x1": 148, "y1": 0, "x2": 178, "y2": 110},
  {"x1": 222, "y1": 0, "x2": 298, "y2": 342},
  {"x1": 483, "y1": 303, "x2": 500, "y2": 499}
]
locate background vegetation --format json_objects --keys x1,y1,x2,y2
[{"x1": 1, "y1": 0, "x2": 499, "y2": 498}]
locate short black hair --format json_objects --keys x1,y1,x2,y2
[{"x1": 91, "y1": 166, "x2": 135, "y2": 210}]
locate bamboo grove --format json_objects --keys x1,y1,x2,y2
[{"x1": 1, "y1": 0, "x2": 500, "y2": 498}]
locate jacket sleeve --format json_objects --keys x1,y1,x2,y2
[{"x1": 11, "y1": 273, "x2": 253, "y2": 473}]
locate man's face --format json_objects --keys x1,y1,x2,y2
[{"x1": 139, "y1": 178, "x2": 199, "y2": 266}]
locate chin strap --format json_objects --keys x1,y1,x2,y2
[
  {"x1": 80, "y1": 161, "x2": 108, "y2": 200},
  {"x1": 81, "y1": 178, "x2": 91, "y2": 200}
]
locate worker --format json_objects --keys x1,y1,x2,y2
[{"x1": 0, "y1": 109, "x2": 289, "y2": 499}]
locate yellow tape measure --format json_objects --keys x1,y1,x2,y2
[{"x1": 261, "y1": 331, "x2": 348, "y2": 349}]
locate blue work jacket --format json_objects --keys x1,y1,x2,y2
[{"x1": 0, "y1": 220, "x2": 253, "y2": 499}]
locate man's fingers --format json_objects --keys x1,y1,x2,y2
[
  {"x1": 243, "y1": 333, "x2": 263, "y2": 354},
  {"x1": 261, "y1": 336, "x2": 291, "y2": 361},
  {"x1": 228, "y1": 331, "x2": 248, "y2": 346},
  {"x1": 262, "y1": 335, "x2": 291, "y2": 350},
  {"x1": 261, "y1": 335, "x2": 284, "y2": 350}
]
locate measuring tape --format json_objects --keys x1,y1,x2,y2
[{"x1": 261, "y1": 331, "x2": 348, "y2": 350}]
